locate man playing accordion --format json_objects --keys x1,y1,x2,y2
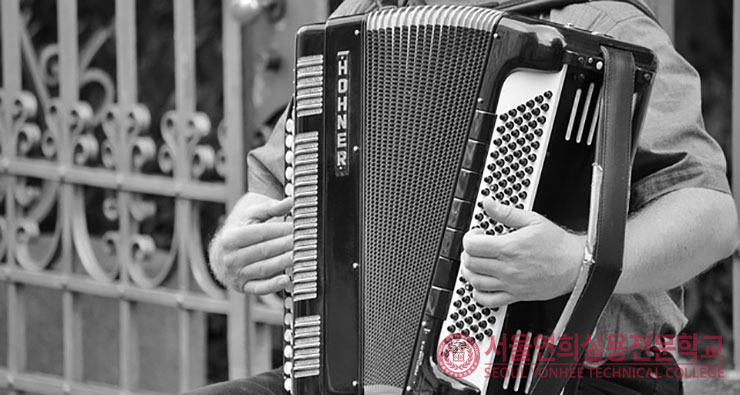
[{"x1": 194, "y1": 0, "x2": 738, "y2": 394}]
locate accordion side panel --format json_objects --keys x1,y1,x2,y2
[
  {"x1": 362, "y1": 7, "x2": 497, "y2": 391},
  {"x1": 322, "y1": 17, "x2": 365, "y2": 394}
]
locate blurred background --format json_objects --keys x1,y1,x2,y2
[{"x1": 0, "y1": 0, "x2": 736, "y2": 394}]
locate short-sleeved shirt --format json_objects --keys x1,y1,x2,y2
[{"x1": 246, "y1": 0, "x2": 731, "y2": 349}]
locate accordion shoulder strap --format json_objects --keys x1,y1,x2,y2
[
  {"x1": 375, "y1": 0, "x2": 399, "y2": 7},
  {"x1": 529, "y1": 45, "x2": 636, "y2": 395},
  {"x1": 492, "y1": 0, "x2": 660, "y2": 24}
]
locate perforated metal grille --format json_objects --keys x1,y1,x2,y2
[{"x1": 362, "y1": 20, "x2": 492, "y2": 388}]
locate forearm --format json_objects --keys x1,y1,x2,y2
[{"x1": 614, "y1": 187, "x2": 738, "y2": 294}]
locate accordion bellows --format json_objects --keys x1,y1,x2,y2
[{"x1": 283, "y1": 5, "x2": 656, "y2": 395}]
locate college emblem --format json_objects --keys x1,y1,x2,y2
[{"x1": 437, "y1": 333, "x2": 480, "y2": 378}]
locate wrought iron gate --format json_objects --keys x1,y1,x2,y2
[{"x1": 0, "y1": 0, "x2": 326, "y2": 393}]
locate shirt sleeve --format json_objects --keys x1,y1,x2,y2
[
  {"x1": 552, "y1": 2, "x2": 731, "y2": 211},
  {"x1": 607, "y1": 15, "x2": 732, "y2": 211},
  {"x1": 246, "y1": 0, "x2": 377, "y2": 198}
]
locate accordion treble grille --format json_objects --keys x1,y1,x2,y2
[{"x1": 362, "y1": 19, "x2": 493, "y2": 389}]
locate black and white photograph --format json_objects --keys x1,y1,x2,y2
[{"x1": 0, "y1": 0, "x2": 738, "y2": 394}]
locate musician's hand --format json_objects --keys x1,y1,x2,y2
[
  {"x1": 208, "y1": 193, "x2": 293, "y2": 295},
  {"x1": 460, "y1": 197, "x2": 585, "y2": 308}
]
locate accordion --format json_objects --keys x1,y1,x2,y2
[{"x1": 282, "y1": 5, "x2": 656, "y2": 395}]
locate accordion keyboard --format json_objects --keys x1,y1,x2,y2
[{"x1": 439, "y1": 68, "x2": 573, "y2": 394}]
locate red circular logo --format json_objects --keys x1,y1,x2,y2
[{"x1": 437, "y1": 333, "x2": 480, "y2": 378}]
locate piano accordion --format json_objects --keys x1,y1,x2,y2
[{"x1": 282, "y1": 5, "x2": 656, "y2": 395}]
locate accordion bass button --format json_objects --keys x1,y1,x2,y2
[{"x1": 286, "y1": 118, "x2": 295, "y2": 133}]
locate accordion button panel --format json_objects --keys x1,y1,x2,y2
[
  {"x1": 438, "y1": 68, "x2": 568, "y2": 394},
  {"x1": 284, "y1": 110, "x2": 296, "y2": 394}
]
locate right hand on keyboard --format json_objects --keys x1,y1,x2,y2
[{"x1": 208, "y1": 193, "x2": 293, "y2": 295}]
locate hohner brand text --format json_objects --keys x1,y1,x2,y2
[{"x1": 336, "y1": 50, "x2": 350, "y2": 177}]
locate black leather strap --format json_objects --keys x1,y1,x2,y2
[
  {"x1": 529, "y1": 46, "x2": 636, "y2": 395},
  {"x1": 490, "y1": 0, "x2": 660, "y2": 24},
  {"x1": 376, "y1": 0, "x2": 398, "y2": 7}
]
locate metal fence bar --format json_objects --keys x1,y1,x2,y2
[
  {"x1": 57, "y1": 0, "x2": 84, "y2": 388},
  {"x1": 173, "y1": 0, "x2": 204, "y2": 390},
  {"x1": 2, "y1": 1, "x2": 27, "y2": 394},
  {"x1": 115, "y1": 0, "x2": 139, "y2": 390},
  {"x1": 4, "y1": 159, "x2": 229, "y2": 202},
  {"x1": 221, "y1": 0, "x2": 252, "y2": 379},
  {"x1": 733, "y1": 0, "x2": 740, "y2": 372}
]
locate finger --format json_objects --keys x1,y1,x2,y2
[
  {"x1": 473, "y1": 289, "x2": 516, "y2": 308},
  {"x1": 253, "y1": 197, "x2": 293, "y2": 222},
  {"x1": 483, "y1": 197, "x2": 540, "y2": 229},
  {"x1": 230, "y1": 234, "x2": 293, "y2": 268},
  {"x1": 243, "y1": 274, "x2": 291, "y2": 295},
  {"x1": 461, "y1": 251, "x2": 509, "y2": 277},
  {"x1": 462, "y1": 232, "x2": 507, "y2": 260},
  {"x1": 238, "y1": 251, "x2": 293, "y2": 282},
  {"x1": 468, "y1": 227, "x2": 485, "y2": 236},
  {"x1": 221, "y1": 222, "x2": 293, "y2": 250},
  {"x1": 460, "y1": 265, "x2": 506, "y2": 292}
]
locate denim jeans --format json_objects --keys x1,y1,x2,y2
[{"x1": 185, "y1": 349, "x2": 682, "y2": 395}]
